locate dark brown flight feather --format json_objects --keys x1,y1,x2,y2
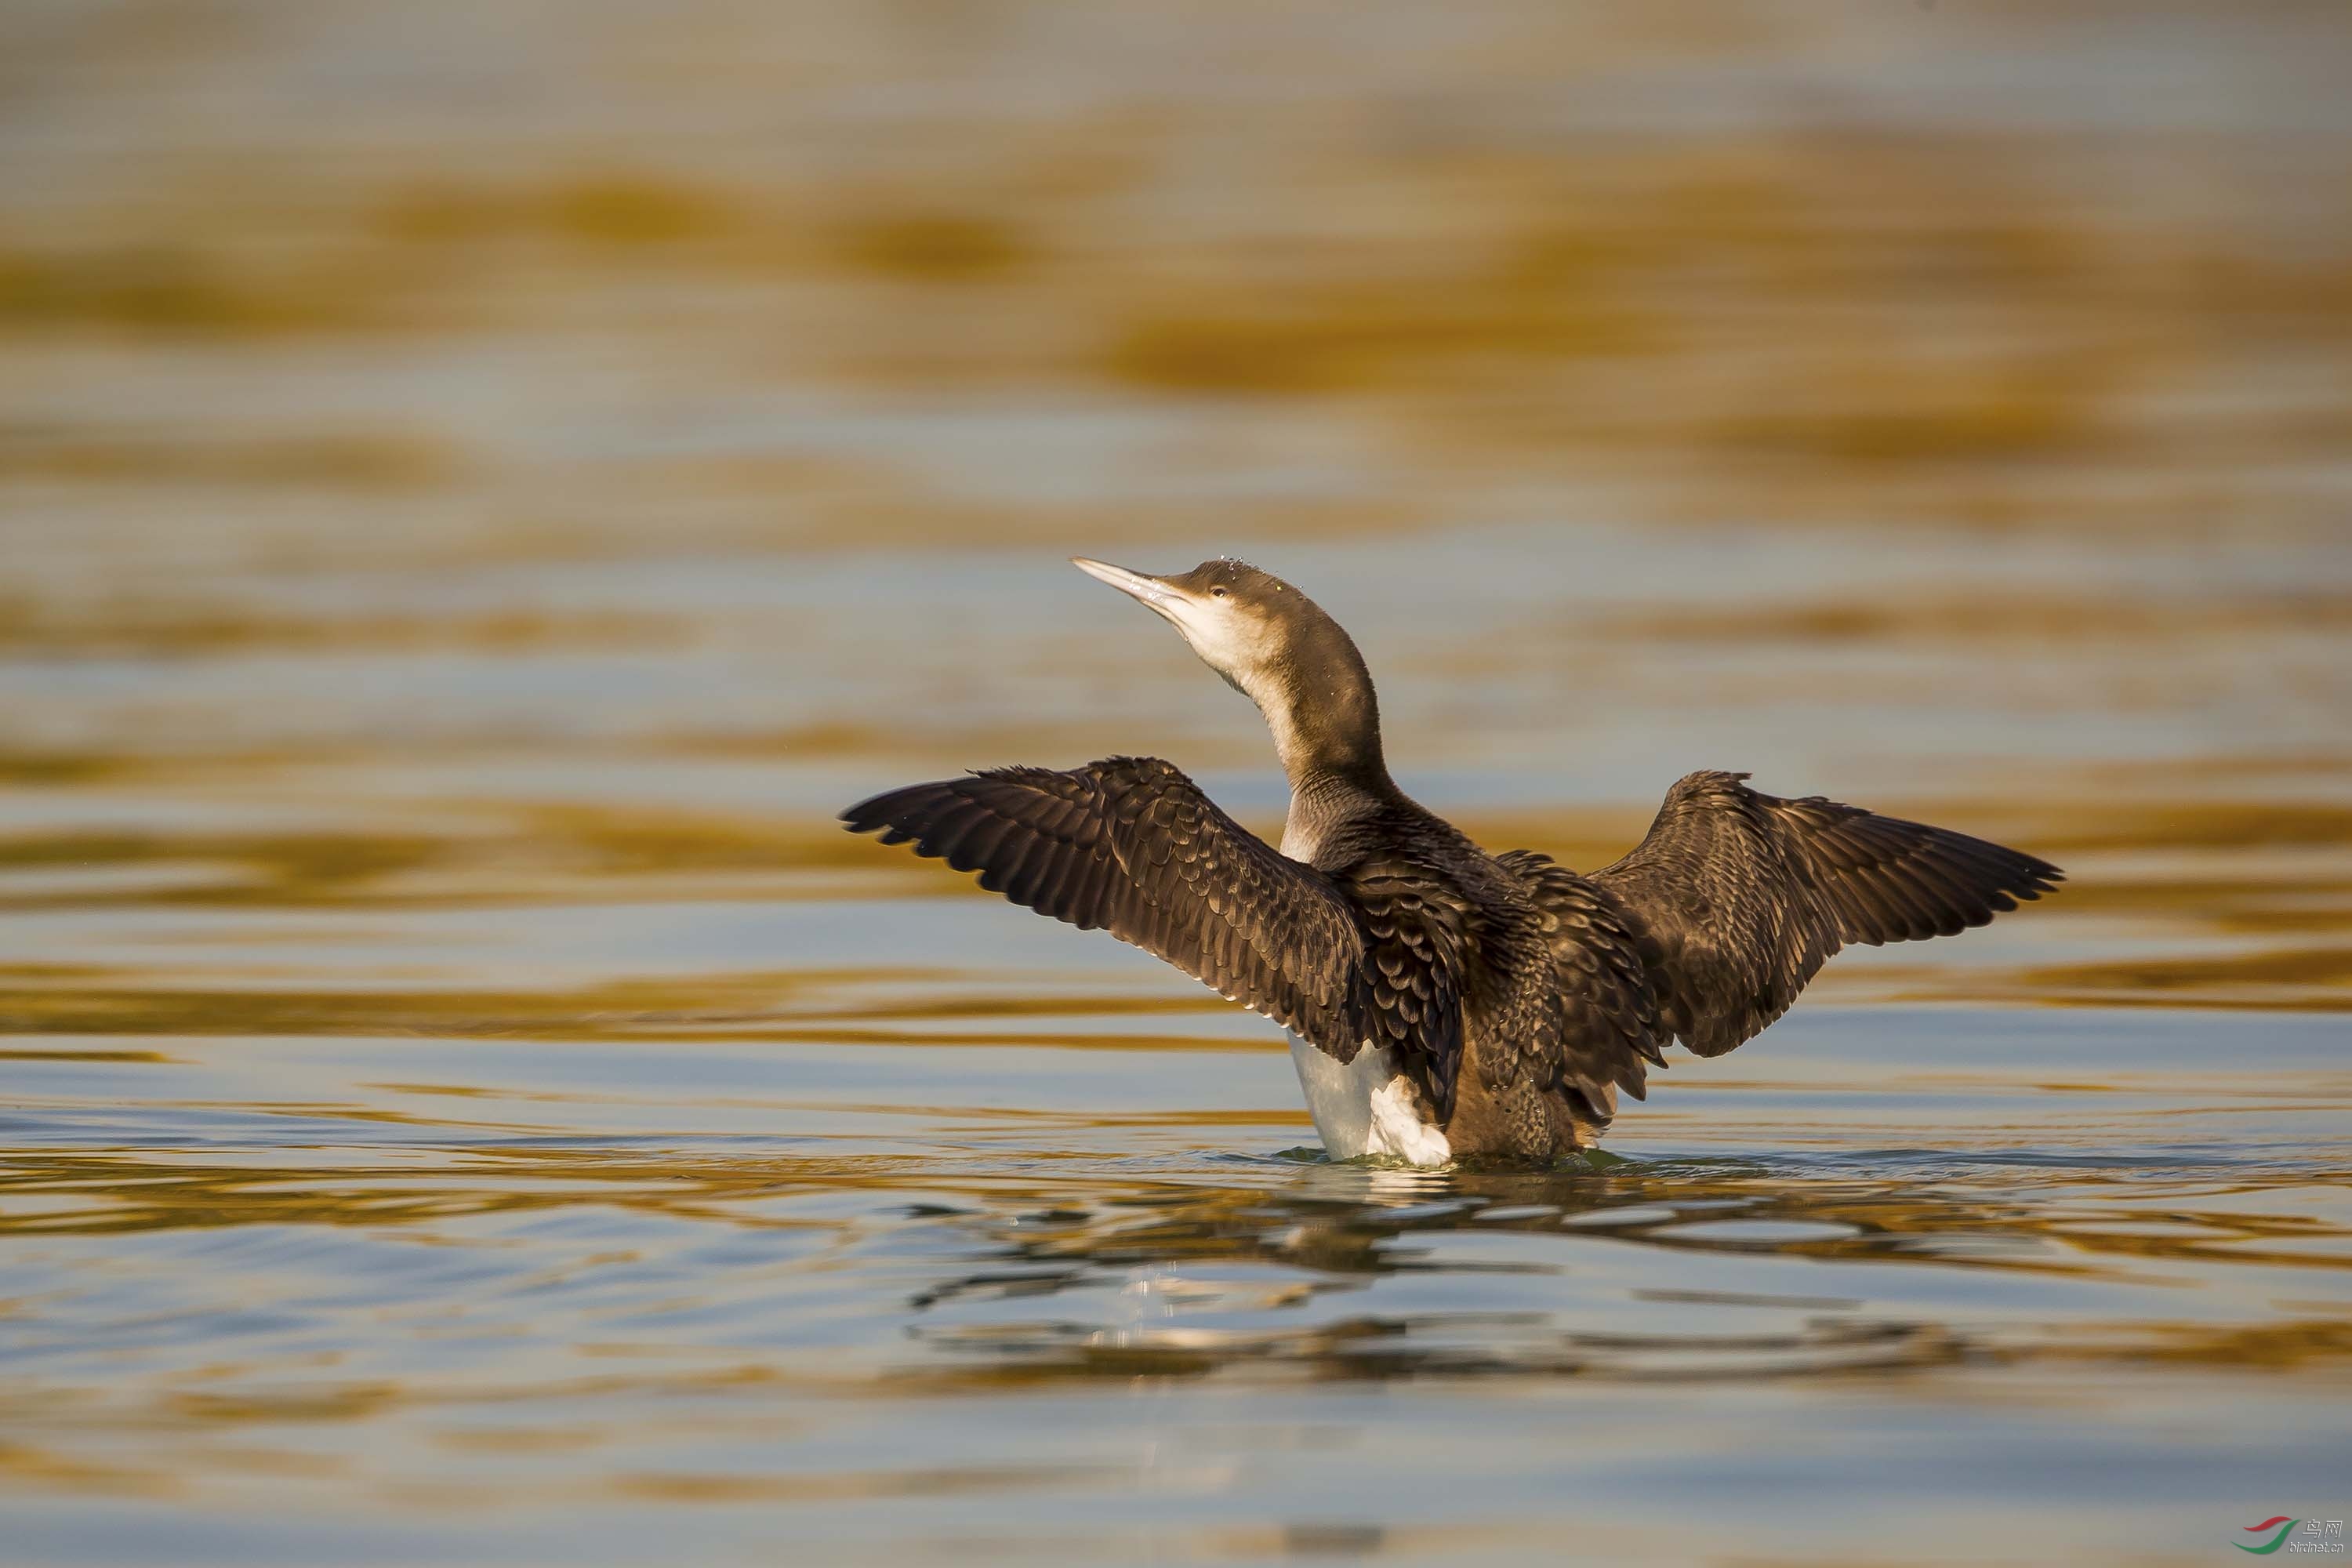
[
  {"x1": 1581, "y1": 771, "x2": 2063, "y2": 1058},
  {"x1": 841, "y1": 756, "x2": 1461, "y2": 1085}
]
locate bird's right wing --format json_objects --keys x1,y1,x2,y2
[
  {"x1": 1590, "y1": 770, "x2": 2063, "y2": 1058},
  {"x1": 842, "y1": 756, "x2": 1387, "y2": 1062}
]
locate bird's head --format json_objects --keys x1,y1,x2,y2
[
  {"x1": 1071, "y1": 556, "x2": 1307, "y2": 695},
  {"x1": 1070, "y1": 556, "x2": 1387, "y2": 785}
]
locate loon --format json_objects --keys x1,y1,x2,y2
[{"x1": 843, "y1": 557, "x2": 2063, "y2": 1167}]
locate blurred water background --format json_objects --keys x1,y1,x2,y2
[{"x1": 2, "y1": 3, "x2": 2349, "y2": 1563}]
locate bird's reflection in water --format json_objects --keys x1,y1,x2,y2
[{"x1": 887, "y1": 1150, "x2": 2327, "y2": 1388}]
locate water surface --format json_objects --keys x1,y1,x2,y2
[{"x1": 3, "y1": 2, "x2": 2350, "y2": 1563}]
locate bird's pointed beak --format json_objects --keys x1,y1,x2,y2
[{"x1": 1071, "y1": 557, "x2": 1181, "y2": 614}]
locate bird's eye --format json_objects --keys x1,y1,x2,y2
[{"x1": 1210, "y1": 586, "x2": 1229, "y2": 599}]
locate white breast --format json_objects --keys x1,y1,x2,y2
[{"x1": 1287, "y1": 1033, "x2": 1451, "y2": 1166}]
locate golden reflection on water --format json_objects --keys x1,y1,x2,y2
[
  {"x1": 5, "y1": 1, "x2": 2352, "y2": 1563},
  {"x1": 5, "y1": 783, "x2": 2349, "y2": 1013}
]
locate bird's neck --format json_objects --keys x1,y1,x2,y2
[{"x1": 1247, "y1": 644, "x2": 1399, "y2": 854}]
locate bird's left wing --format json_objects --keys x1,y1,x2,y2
[{"x1": 843, "y1": 756, "x2": 1377, "y2": 1059}]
